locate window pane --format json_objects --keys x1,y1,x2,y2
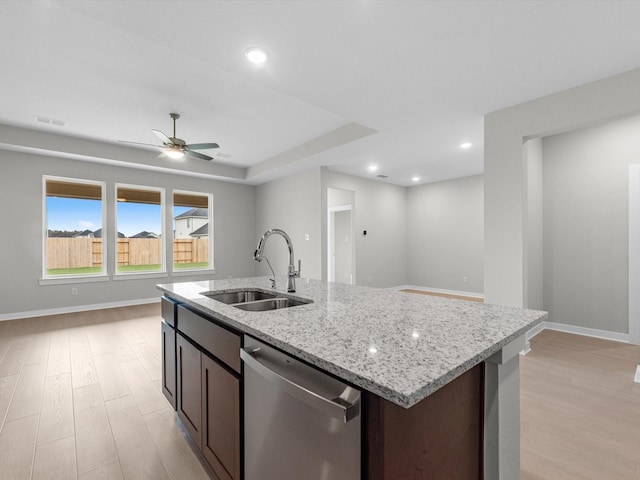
[
  {"x1": 45, "y1": 179, "x2": 104, "y2": 276},
  {"x1": 116, "y1": 186, "x2": 163, "y2": 273},
  {"x1": 173, "y1": 192, "x2": 210, "y2": 270}
]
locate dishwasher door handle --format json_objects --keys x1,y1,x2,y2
[{"x1": 240, "y1": 347, "x2": 360, "y2": 423}]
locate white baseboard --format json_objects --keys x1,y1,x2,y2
[
  {"x1": 0, "y1": 297, "x2": 160, "y2": 322},
  {"x1": 541, "y1": 321, "x2": 629, "y2": 343},
  {"x1": 393, "y1": 285, "x2": 484, "y2": 300}
]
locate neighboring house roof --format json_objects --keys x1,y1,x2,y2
[
  {"x1": 93, "y1": 228, "x2": 125, "y2": 238},
  {"x1": 190, "y1": 223, "x2": 209, "y2": 237},
  {"x1": 174, "y1": 207, "x2": 208, "y2": 220},
  {"x1": 72, "y1": 229, "x2": 94, "y2": 238},
  {"x1": 130, "y1": 231, "x2": 159, "y2": 239}
]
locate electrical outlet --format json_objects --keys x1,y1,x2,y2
[
  {"x1": 304, "y1": 234, "x2": 310, "y2": 241},
  {"x1": 367, "y1": 276, "x2": 373, "y2": 283},
  {"x1": 71, "y1": 287, "x2": 78, "y2": 296},
  {"x1": 462, "y1": 275, "x2": 468, "y2": 284}
]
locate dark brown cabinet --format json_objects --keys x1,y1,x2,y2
[
  {"x1": 161, "y1": 321, "x2": 176, "y2": 409},
  {"x1": 166, "y1": 302, "x2": 242, "y2": 480},
  {"x1": 176, "y1": 332, "x2": 203, "y2": 450},
  {"x1": 202, "y1": 354, "x2": 240, "y2": 480},
  {"x1": 365, "y1": 363, "x2": 484, "y2": 480},
  {"x1": 161, "y1": 297, "x2": 178, "y2": 410}
]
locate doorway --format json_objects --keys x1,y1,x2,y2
[{"x1": 328, "y1": 188, "x2": 355, "y2": 285}]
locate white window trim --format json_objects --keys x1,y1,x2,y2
[
  {"x1": 42, "y1": 175, "x2": 107, "y2": 281},
  {"x1": 171, "y1": 189, "x2": 214, "y2": 273},
  {"x1": 114, "y1": 183, "x2": 166, "y2": 276}
]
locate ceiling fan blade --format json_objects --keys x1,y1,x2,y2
[
  {"x1": 119, "y1": 140, "x2": 162, "y2": 148},
  {"x1": 152, "y1": 129, "x2": 173, "y2": 145},
  {"x1": 186, "y1": 142, "x2": 220, "y2": 150},
  {"x1": 187, "y1": 150, "x2": 213, "y2": 161}
]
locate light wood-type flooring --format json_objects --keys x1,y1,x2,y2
[
  {"x1": 521, "y1": 330, "x2": 640, "y2": 480},
  {"x1": 1, "y1": 303, "x2": 640, "y2": 479},
  {"x1": 0, "y1": 303, "x2": 210, "y2": 480}
]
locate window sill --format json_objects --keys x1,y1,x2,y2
[
  {"x1": 113, "y1": 271, "x2": 168, "y2": 281},
  {"x1": 170, "y1": 269, "x2": 216, "y2": 277},
  {"x1": 39, "y1": 275, "x2": 110, "y2": 286}
]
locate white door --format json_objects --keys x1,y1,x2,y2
[{"x1": 328, "y1": 205, "x2": 353, "y2": 285}]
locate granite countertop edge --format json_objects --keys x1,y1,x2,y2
[{"x1": 157, "y1": 277, "x2": 547, "y2": 408}]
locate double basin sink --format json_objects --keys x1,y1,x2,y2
[{"x1": 202, "y1": 289, "x2": 312, "y2": 312}]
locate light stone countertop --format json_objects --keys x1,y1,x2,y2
[{"x1": 157, "y1": 276, "x2": 547, "y2": 408}]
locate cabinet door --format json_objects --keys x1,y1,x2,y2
[
  {"x1": 177, "y1": 332, "x2": 202, "y2": 450},
  {"x1": 202, "y1": 354, "x2": 240, "y2": 480},
  {"x1": 161, "y1": 321, "x2": 176, "y2": 409}
]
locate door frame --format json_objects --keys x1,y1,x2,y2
[
  {"x1": 629, "y1": 164, "x2": 640, "y2": 344},
  {"x1": 328, "y1": 204, "x2": 353, "y2": 284}
]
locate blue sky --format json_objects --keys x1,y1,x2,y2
[{"x1": 46, "y1": 198, "x2": 191, "y2": 237}]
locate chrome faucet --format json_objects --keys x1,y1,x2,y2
[{"x1": 254, "y1": 229, "x2": 301, "y2": 292}]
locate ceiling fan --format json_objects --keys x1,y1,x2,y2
[{"x1": 120, "y1": 113, "x2": 219, "y2": 161}]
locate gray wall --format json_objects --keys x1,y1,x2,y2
[
  {"x1": 542, "y1": 115, "x2": 640, "y2": 334},
  {"x1": 406, "y1": 175, "x2": 484, "y2": 294},
  {"x1": 327, "y1": 172, "x2": 407, "y2": 288},
  {"x1": 0, "y1": 149, "x2": 256, "y2": 318},
  {"x1": 255, "y1": 168, "x2": 323, "y2": 281},
  {"x1": 485, "y1": 67, "x2": 640, "y2": 308},
  {"x1": 524, "y1": 139, "x2": 544, "y2": 310},
  {"x1": 333, "y1": 209, "x2": 352, "y2": 284}
]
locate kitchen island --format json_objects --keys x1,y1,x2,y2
[{"x1": 158, "y1": 277, "x2": 546, "y2": 480}]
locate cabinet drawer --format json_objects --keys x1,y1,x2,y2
[
  {"x1": 177, "y1": 305, "x2": 241, "y2": 374},
  {"x1": 161, "y1": 296, "x2": 178, "y2": 327}
]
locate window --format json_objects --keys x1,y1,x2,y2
[
  {"x1": 116, "y1": 184, "x2": 164, "y2": 274},
  {"x1": 44, "y1": 177, "x2": 106, "y2": 277},
  {"x1": 173, "y1": 190, "x2": 213, "y2": 271}
]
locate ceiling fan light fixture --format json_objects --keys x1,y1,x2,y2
[
  {"x1": 245, "y1": 47, "x2": 268, "y2": 65},
  {"x1": 165, "y1": 148, "x2": 185, "y2": 160}
]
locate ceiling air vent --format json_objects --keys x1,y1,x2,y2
[
  {"x1": 377, "y1": 174, "x2": 388, "y2": 179},
  {"x1": 34, "y1": 115, "x2": 67, "y2": 127}
]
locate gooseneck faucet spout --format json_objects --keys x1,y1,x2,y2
[{"x1": 254, "y1": 229, "x2": 301, "y2": 292}]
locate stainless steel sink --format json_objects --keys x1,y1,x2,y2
[
  {"x1": 201, "y1": 288, "x2": 312, "y2": 312},
  {"x1": 202, "y1": 289, "x2": 278, "y2": 304},
  {"x1": 233, "y1": 297, "x2": 308, "y2": 312}
]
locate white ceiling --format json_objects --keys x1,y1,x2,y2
[{"x1": 2, "y1": 1, "x2": 640, "y2": 186}]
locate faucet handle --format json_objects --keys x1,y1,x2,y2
[{"x1": 297, "y1": 259, "x2": 301, "y2": 278}]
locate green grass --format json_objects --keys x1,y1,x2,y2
[
  {"x1": 117, "y1": 264, "x2": 162, "y2": 272},
  {"x1": 47, "y1": 266, "x2": 103, "y2": 276},
  {"x1": 48, "y1": 262, "x2": 209, "y2": 276},
  {"x1": 174, "y1": 262, "x2": 208, "y2": 269}
]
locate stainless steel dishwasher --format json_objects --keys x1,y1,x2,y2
[{"x1": 241, "y1": 336, "x2": 361, "y2": 480}]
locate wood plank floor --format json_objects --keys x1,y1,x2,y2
[
  {"x1": 0, "y1": 303, "x2": 210, "y2": 480},
  {"x1": 400, "y1": 288, "x2": 484, "y2": 302},
  {"x1": 521, "y1": 330, "x2": 640, "y2": 480},
  {"x1": 2, "y1": 304, "x2": 640, "y2": 479}
]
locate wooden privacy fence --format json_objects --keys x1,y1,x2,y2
[
  {"x1": 173, "y1": 238, "x2": 208, "y2": 264},
  {"x1": 47, "y1": 238, "x2": 209, "y2": 268}
]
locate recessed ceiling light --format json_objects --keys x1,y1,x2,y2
[
  {"x1": 412, "y1": 176, "x2": 420, "y2": 182},
  {"x1": 368, "y1": 165, "x2": 378, "y2": 172},
  {"x1": 245, "y1": 47, "x2": 268, "y2": 64},
  {"x1": 460, "y1": 142, "x2": 472, "y2": 149}
]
